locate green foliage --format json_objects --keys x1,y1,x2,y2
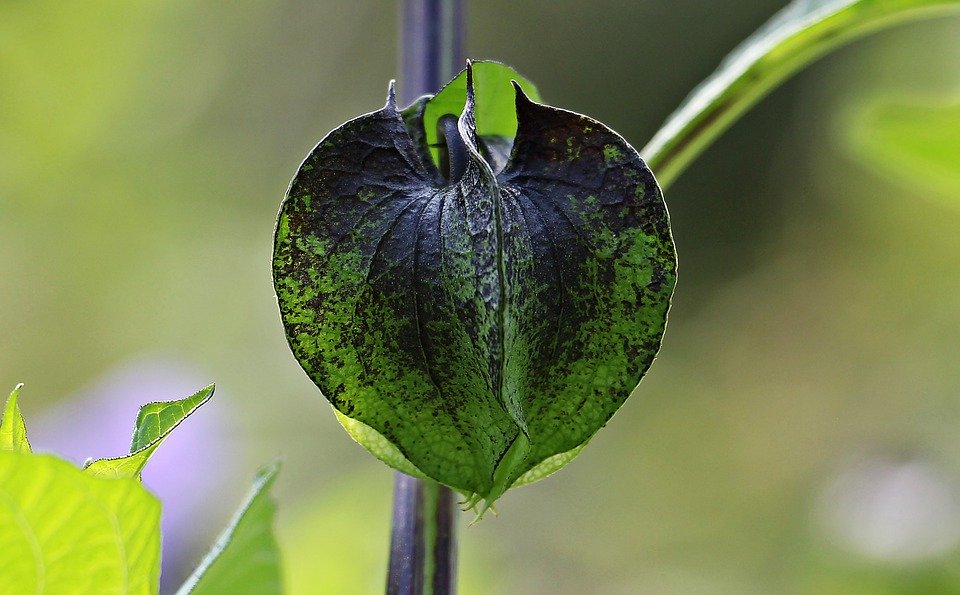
[
  {"x1": 177, "y1": 463, "x2": 283, "y2": 595},
  {"x1": 1, "y1": 384, "x2": 162, "y2": 594},
  {"x1": 5, "y1": 2, "x2": 960, "y2": 593},
  {"x1": 0, "y1": 453, "x2": 162, "y2": 594},
  {"x1": 0, "y1": 384, "x2": 283, "y2": 595},
  {"x1": 1, "y1": 383, "x2": 30, "y2": 452},
  {"x1": 847, "y1": 99, "x2": 960, "y2": 207},
  {"x1": 84, "y1": 384, "x2": 214, "y2": 479},
  {"x1": 274, "y1": 62, "x2": 676, "y2": 509},
  {"x1": 642, "y1": 0, "x2": 960, "y2": 189}
]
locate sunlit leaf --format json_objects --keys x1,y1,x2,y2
[
  {"x1": 177, "y1": 462, "x2": 283, "y2": 595},
  {"x1": 0, "y1": 452, "x2": 161, "y2": 594},
  {"x1": 0, "y1": 384, "x2": 265, "y2": 595},
  {"x1": 642, "y1": 0, "x2": 960, "y2": 189},
  {"x1": 1, "y1": 383, "x2": 30, "y2": 453},
  {"x1": 83, "y1": 384, "x2": 214, "y2": 479},
  {"x1": 511, "y1": 442, "x2": 588, "y2": 488},
  {"x1": 274, "y1": 62, "x2": 676, "y2": 508},
  {"x1": 847, "y1": 99, "x2": 960, "y2": 207},
  {"x1": 333, "y1": 409, "x2": 430, "y2": 481}
]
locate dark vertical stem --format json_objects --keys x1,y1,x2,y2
[
  {"x1": 430, "y1": 484, "x2": 457, "y2": 594},
  {"x1": 388, "y1": 2, "x2": 464, "y2": 595},
  {"x1": 399, "y1": 0, "x2": 465, "y2": 105},
  {"x1": 387, "y1": 475, "x2": 425, "y2": 594}
]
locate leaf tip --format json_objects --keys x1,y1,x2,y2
[
  {"x1": 385, "y1": 80, "x2": 398, "y2": 111},
  {"x1": 188, "y1": 383, "x2": 216, "y2": 407},
  {"x1": 4, "y1": 384, "x2": 23, "y2": 408},
  {"x1": 455, "y1": 62, "x2": 481, "y2": 155},
  {"x1": 464, "y1": 60, "x2": 475, "y2": 103},
  {"x1": 2, "y1": 382, "x2": 31, "y2": 453},
  {"x1": 256, "y1": 459, "x2": 282, "y2": 485},
  {"x1": 511, "y1": 79, "x2": 534, "y2": 108}
]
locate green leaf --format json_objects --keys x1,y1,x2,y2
[
  {"x1": 1, "y1": 383, "x2": 30, "y2": 453},
  {"x1": 0, "y1": 384, "x2": 244, "y2": 594},
  {"x1": 274, "y1": 62, "x2": 676, "y2": 508},
  {"x1": 0, "y1": 451, "x2": 161, "y2": 594},
  {"x1": 847, "y1": 99, "x2": 960, "y2": 207},
  {"x1": 642, "y1": 0, "x2": 960, "y2": 189},
  {"x1": 511, "y1": 442, "x2": 588, "y2": 489},
  {"x1": 421, "y1": 60, "x2": 541, "y2": 168},
  {"x1": 84, "y1": 383, "x2": 214, "y2": 479},
  {"x1": 176, "y1": 462, "x2": 283, "y2": 595},
  {"x1": 333, "y1": 409, "x2": 429, "y2": 481}
]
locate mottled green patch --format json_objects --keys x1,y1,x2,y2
[
  {"x1": 603, "y1": 144, "x2": 623, "y2": 162},
  {"x1": 273, "y1": 63, "x2": 676, "y2": 507}
]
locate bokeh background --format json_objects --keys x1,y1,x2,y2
[{"x1": 3, "y1": 1, "x2": 960, "y2": 593}]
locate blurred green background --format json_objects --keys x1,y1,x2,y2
[{"x1": 3, "y1": 1, "x2": 960, "y2": 593}]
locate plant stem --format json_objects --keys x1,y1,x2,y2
[
  {"x1": 400, "y1": 0, "x2": 464, "y2": 105},
  {"x1": 388, "y1": 2, "x2": 463, "y2": 594},
  {"x1": 641, "y1": 0, "x2": 960, "y2": 191}
]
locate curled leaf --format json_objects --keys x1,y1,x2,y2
[{"x1": 274, "y1": 62, "x2": 676, "y2": 507}]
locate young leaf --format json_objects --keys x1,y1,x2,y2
[
  {"x1": 84, "y1": 384, "x2": 214, "y2": 479},
  {"x1": 847, "y1": 99, "x2": 960, "y2": 207},
  {"x1": 274, "y1": 62, "x2": 676, "y2": 507},
  {"x1": 0, "y1": 452, "x2": 161, "y2": 594},
  {"x1": 642, "y1": 0, "x2": 960, "y2": 189},
  {"x1": 176, "y1": 462, "x2": 283, "y2": 595},
  {"x1": 1, "y1": 383, "x2": 31, "y2": 453},
  {"x1": 421, "y1": 60, "x2": 541, "y2": 167}
]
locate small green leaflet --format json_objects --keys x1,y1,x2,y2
[
  {"x1": 176, "y1": 463, "x2": 283, "y2": 595},
  {"x1": 83, "y1": 384, "x2": 214, "y2": 479},
  {"x1": 274, "y1": 61, "x2": 677, "y2": 509},
  {"x1": 1, "y1": 383, "x2": 30, "y2": 453}
]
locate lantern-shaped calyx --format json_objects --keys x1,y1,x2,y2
[{"x1": 273, "y1": 61, "x2": 676, "y2": 511}]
